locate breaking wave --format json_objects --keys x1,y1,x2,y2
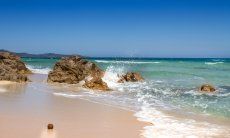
[
  {"x1": 205, "y1": 62, "x2": 224, "y2": 65},
  {"x1": 95, "y1": 60, "x2": 161, "y2": 64},
  {"x1": 26, "y1": 65, "x2": 51, "y2": 74}
]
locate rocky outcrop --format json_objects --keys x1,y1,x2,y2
[
  {"x1": 199, "y1": 84, "x2": 216, "y2": 92},
  {"x1": 118, "y1": 72, "x2": 144, "y2": 83},
  {"x1": 0, "y1": 52, "x2": 31, "y2": 82},
  {"x1": 83, "y1": 78, "x2": 110, "y2": 91},
  {"x1": 47, "y1": 56, "x2": 110, "y2": 90}
]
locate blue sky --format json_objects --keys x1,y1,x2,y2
[{"x1": 0, "y1": 0, "x2": 230, "y2": 57}]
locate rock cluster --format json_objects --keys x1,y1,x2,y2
[
  {"x1": 0, "y1": 52, "x2": 31, "y2": 82},
  {"x1": 47, "y1": 56, "x2": 146, "y2": 91},
  {"x1": 47, "y1": 56, "x2": 109, "y2": 91},
  {"x1": 47, "y1": 56, "x2": 104, "y2": 84},
  {"x1": 199, "y1": 84, "x2": 216, "y2": 92},
  {"x1": 118, "y1": 72, "x2": 144, "y2": 83}
]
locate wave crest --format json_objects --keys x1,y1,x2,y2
[
  {"x1": 205, "y1": 62, "x2": 224, "y2": 65},
  {"x1": 95, "y1": 60, "x2": 160, "y2": 64},
  {"x1": 26, "y1": 65, "x2": 51, "y2": 74}
]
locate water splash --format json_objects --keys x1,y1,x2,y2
[{"x1": 102, "y1": 66, "x2": 126, "y2": 88}]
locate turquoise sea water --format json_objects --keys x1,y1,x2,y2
[{"x1": 23, "y1": 58, "x2": 230, "y2": 137}]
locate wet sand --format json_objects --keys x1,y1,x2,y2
[{"x1": 0, "y1": 74, "x2": 145, "y2": 138}]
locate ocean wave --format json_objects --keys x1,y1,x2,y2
[
  {"x1": 26, "y1": 65, "x2": 51, "y2": 74},
  {"x1": 211, "y1": 59, "x2": 225, "y2": 62},
  {"x1": 205, "y1": 62, "x2": 224, "y2": 65},
  {"x1": 95, "y1": 60, "x2": 161, "y2": 64}
]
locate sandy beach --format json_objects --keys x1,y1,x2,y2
[{"x1": 0, "y1": 74, "x2": 145, "y2": 138}]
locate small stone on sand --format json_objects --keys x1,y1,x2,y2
[{"x1": 47, "y1": 124, "x2": 54, "y2": 130}]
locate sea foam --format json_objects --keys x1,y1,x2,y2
[
  {"x1": 53, "y1": 92, "x2": 82, "y2": 98},
  {"x1": 135, "y1": 106, "x2": 230, "y2": 138}
]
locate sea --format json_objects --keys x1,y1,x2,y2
[{"x1": 23, "y1": 57, "x2": 230, "y2": 138}]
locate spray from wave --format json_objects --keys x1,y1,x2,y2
[{"x1": 102, "y1": 66, "x2": 126, "y2": 88}]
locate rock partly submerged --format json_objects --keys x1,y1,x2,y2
[
  {"x1": 83, "y1": 78, "x2": 110, "y2": 91},
  {"x1": 199, "y1": 84, "x2": 216, "y2": 92},
  {"x1": 118, "y1": 72, "x2": 144, "y2": 83},
  {"x1": 47, "y1": 56, "x2": 110, "y2": 91},
  {"x1": 0, "y1": 52, "x2": 31, "y2": 82}
]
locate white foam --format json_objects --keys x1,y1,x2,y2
[
  {"x1": 0, "y1": 87, "x2": 7, "y2": 93},
  {"x1": 95, "y1": 60, "x2": 160, "y2": 64},
  {"x1": 135, "y1": 106, "x2": 230, "y2": 138},
  {"x1": 26, "y1": 65, "x2": 51, "y2": 74},
  {"x1": 53, "y1": 92, "x2": 82, "y2": 98},
  {"x1": 102, "y1": 66, "x2": 125, "y2": 88},
  {"x1": 205, "y1": 62, "x2": 224, "y2": 65}
]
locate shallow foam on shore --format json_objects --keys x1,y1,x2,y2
[
  {"x1": 135, "y1": 106, "x2": 230, "y2": 138},
  {"x1": 0, "y1": 81, "x2": 16, "y2": 93},
  {"x1": 0, "y1": 87, "x2": 7, "y2": 93},
  {"x1": 53, "y1": 92, "x2": 83, "y2": 98}
]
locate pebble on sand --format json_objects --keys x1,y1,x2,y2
[{"x1": 47, "y1": 124, "x2": 54, "y2": 130}]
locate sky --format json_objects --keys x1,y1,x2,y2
[{"x1": 0, "y1": 0, "x2": 230, "y2": 57}]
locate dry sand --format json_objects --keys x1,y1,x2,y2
[{"x1": 0, "y1": 74, "x2": 145, "y2": 138}]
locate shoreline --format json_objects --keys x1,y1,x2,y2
[
  {"x1": 1, "y1": 73, "x2": 230, "y2": 137},
  {"x1": 0, "y1": 74, "x2": 146, "y2": 138}
]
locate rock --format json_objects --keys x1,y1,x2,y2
[
  {"x1": 199, "y1": 84, "x2": 216, "y2": 92},
  {"x1": 47, "y1": 56, "x2": 110, "y2": 91},
  {"x1": 47, "y1": 56, "x2": 104, "y2": 84},
  {"x1": 118, "y1": 72, "x2": 144, "y2": 83},
  {"x1": 47, "y1": 124, "x2": 54, "y2": 130},
  {"x1": 0, "y1": 52, "x2": 31, "y2": 82},
  {"x1": 83, "y1": 78, "x2": 110, "y2": 91}
]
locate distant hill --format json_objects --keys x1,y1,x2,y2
[{"x1": 0, "y1": 49, "x2": 75, "y2": 58}]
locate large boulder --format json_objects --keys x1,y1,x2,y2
[
  {"x1": 118, "y1": 72, "x2": 144, "y2": 83},
  {"x1": 47, "y1": 56, "x2": 108, "y2": 87},
  {"x1": 0, "y1": 52, "x2": 31, "y2": 82},
  {"x1": 83, "y1": 78, "x2": 110, "y2": 91},
  {"x1": 199, "y1": 84, "x2": 216, "y2": 92}
]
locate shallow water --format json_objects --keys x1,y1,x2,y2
[{"x1": 22, "y1": 58, "x2": 230, "y2": 137}]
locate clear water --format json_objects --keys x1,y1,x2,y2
[{"x1": 22, "y1": 58, "x2": 230, "y2": 137}]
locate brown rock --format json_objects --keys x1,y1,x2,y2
[
  {"x1": 47, "y1": 56, "x2": 104, "y2": 84},
  {"x1": 83, "y1": 78, "x2": 110, "y2": 91},
  {"x1": 0, "y1": 52, "x2": 31, "y2": 82},
  {"x1": 199, "y1": 84, "x2": 216, "y2": 92},
  {"x1": 47, "y1": 124, "x2": 54, "y2": 129},
  {"x1": 118, "y1": 72, "x2": 144, "y2": 83}
]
